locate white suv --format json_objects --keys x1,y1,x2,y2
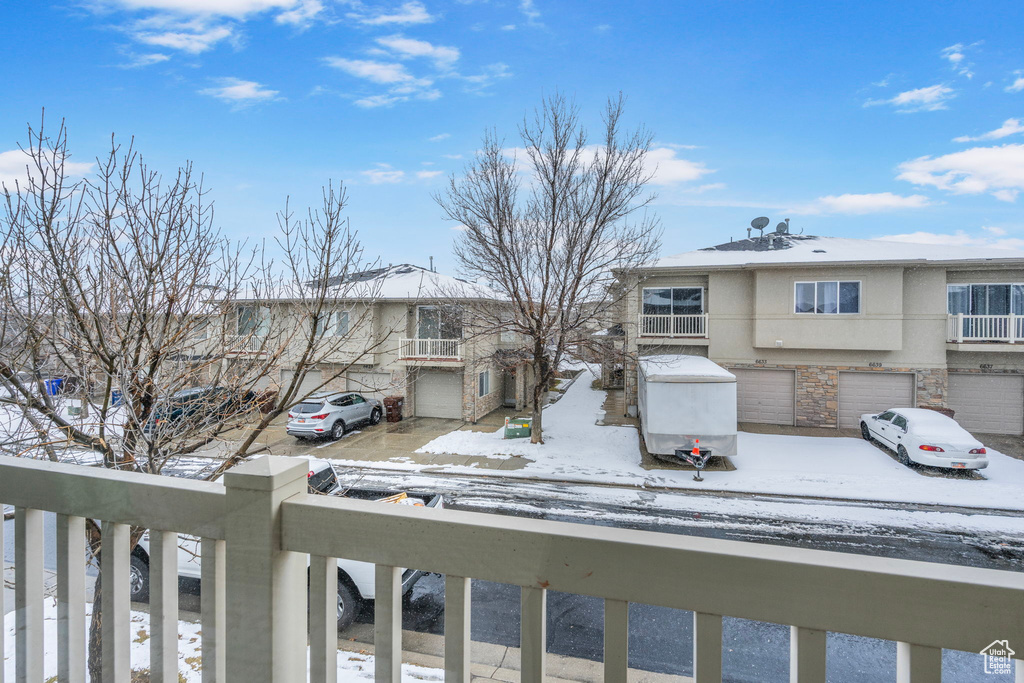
[{"x1": 286, "y1": 391, "x2": 383, "y2": 440}]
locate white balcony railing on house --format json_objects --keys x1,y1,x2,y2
[
  {"x1": 226, "y1": 334, "x2": 266, "y2": 353},
  {"x1": 2, "y1": 454, "x2": 1023, "y2": 683},
  {"x1": 947, "y1": 313, "x2": 1024, "y2": 343},
  {"x1": 638, "y1": 313, "x2": 709, "y2": 338},
  {"x1": 398, "y1": 338, "x2": 462, "y2": 360}
]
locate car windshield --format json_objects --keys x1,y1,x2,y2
[
  {"x1": 307, "y1": 466, "x2": 338, "y2": 494},
  {"x1": 293, "y1": 402, "x2": 324, "y2": 414}
]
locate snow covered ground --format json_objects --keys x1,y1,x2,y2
[
  {"x1": 395, "y1": 367, "x2": 1024, "y2": 512},
  {"x1": 2, "y1": 597, "x2": 442, "y2": 682}
]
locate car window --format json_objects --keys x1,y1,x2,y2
[
  {"x1": 330, "y1": 395, "x2": 354, "y2": 407},
  {"x1": 293, "y1": 402, "x2": 324, "y2": 414},
  {"x1": 877, "y1": 411, "x2": 896, "y2": 422},
  {"x1": 307, "y1": 467, "x2": 338, "y2": 494},
  {"x1": 891, "y1": 415, "x2": 908, "y2": 431},
  {"x1": 350, "y1": 395, "x2": 366, "y2": 404}
]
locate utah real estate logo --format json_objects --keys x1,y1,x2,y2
[{"x1": 981, "y1": 640, "x2": 1015, "y2": 676}]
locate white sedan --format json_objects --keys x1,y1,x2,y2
[{"x1": 859, "y1": 408, "x2": 989, "y2": 470}]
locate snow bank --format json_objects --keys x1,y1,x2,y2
[{"x1": 405, "y1": 366, "x2": 1024, "y2": 512}]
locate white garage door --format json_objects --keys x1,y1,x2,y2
[
  {"x1": 415, "y1": 371, "x2": 463, "y2": 419},
  {"x1": 733, "y1": 369, "x2": 795, "y2": 425},
  {"x1": 280, "y1": 369, "x2": 322, "y2": 400},
  {"x1": 348, "y1": 372, "x2": 394, "y2": 401},
  {"x1": 838, "y1": 372, "x2": 915, "y2": 429},
  {"x1": 947, "y1": 374, "x2": 1024, "y2": 435}
]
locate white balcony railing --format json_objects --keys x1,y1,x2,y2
[
  {"x1": 2, "y1": 454, "x2": 1023, "y2": 683},
  {"x1": 226, "y1": 334, "x2": 266, "y2": 353},
  {"x1": 947, "y1": 313, "x2": 1024, "y2": 343},
  {"x1": 639, "y1": 313, "x2": 709, "y2": 338},
  {"x1": 398, "y1": 338, "x2": 462, "y2": 360}
]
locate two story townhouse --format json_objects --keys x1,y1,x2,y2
[
  {"x1": 231, "y1": 264, "x2": 530, "y2": 423},
  {"x1": 616, "y1": 232, "x2": 1024, "y2": 435}
]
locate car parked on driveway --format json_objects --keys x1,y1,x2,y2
[
  {"x1": 144, "y1": 386, "x2": 257, "y2": 435},
  {"x1": 860, "y1": 408, "x2": 989, "y2": 470},
  {"x1": 286, "y1": 391, "x2": 383, "y2": 440}
]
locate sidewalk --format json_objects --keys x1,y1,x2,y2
[{"x1": 338, "y1": 623, "x2": 691, "y2": 683}]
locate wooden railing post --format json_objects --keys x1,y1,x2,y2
[{"x1": 224, "y1": 456, "x2": 310, "y2": 683}]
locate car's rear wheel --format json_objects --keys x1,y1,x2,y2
[
  {"x1": 369, "y1": 408, "x2": 382, "y2": 425},
  {"x1": 129, "y1": 554, "x2": 150, "y2": 603},
  {"x1": 330, "y1": 420, "x2": 346, "y2": 440},
  {"x1": 897, "y1": 445, "x2": 911, "y2": 466},
  {"x1": 337, "y1": 578, "x2": 358, "y2": 632},
  {"x1": 860, "y1": 422, "x2": 871, "y2": 441}
]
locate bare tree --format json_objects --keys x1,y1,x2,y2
[
  {"x1": 0, "y1": 116, "x2": 387, "y2": 680},
  {"x1": 434, "y1": 93, "x2": 660, "y2": 442}
]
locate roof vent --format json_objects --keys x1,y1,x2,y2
[{"x1": 812, "y1": 249, "x2": 826, "y2": 253}]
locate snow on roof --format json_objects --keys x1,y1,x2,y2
[
  {"x1": 652, "y1": 235, "x2": 1024, "y2": 270},
  {"x1": 887, "y1": 408, "x2": 980, "y2": 442},
  {"x1": 638, "y1": 355, "x2": 735, "y2": 383}
]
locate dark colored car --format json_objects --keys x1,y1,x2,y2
[{"x1": 145, "y1": 386, "x2": 257, "y2": 434}]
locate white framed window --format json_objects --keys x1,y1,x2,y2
[
  {"x1": 417, "y1": 305, "x2": 463, "y2": 339},
  {"x1": 947, "y1": 283, "x2": 1024, "y2": 315},
  {"x1": 794, "y1": 281, "x2": 860, "y2": 314},
  {"x1": 236, "y1": 305, "x2": 270, "y2": 335},
  {"x1": 316, "y1": 310, "x2": 350, "y2": 337},
  {"x1": 478, "y1": 370, "x2": 490, "y2": 397},
  {"x1": 641, "y1": 287, "x2": 704, "y2": 315}
]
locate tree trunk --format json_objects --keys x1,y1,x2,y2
[
  {"x1": 530, "y1": 358, "x2": 547, "y2": 444},
  {"x1": 88, "y1": 568, "x2": 102, "y2": 682}
]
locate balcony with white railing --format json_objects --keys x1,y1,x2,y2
[
  {"x1": 638, "y1": 313, "x2": 709, "y2": 338},
  {"x1": 398, "y1": 338, "x2": 463, "y2": 361},
  {"x1": 2, "y1": 454, "x2": 1022, "y2": 683},
  {"x1": 947, "y1": 313, "x2": 1024, "y2": 344},
  {"x1": 226, "y1": 334, "x2": 267, "y2": 354}
]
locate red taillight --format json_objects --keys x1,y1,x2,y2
[
  {"x1": 969, "y1": 448, "x2": 986, "y2": 455},
  {"x1": 288, "y1": 413, "x2": 294, "y2": 419},
  {"x1": 918, "y1": 445, "x2": 944, "y2": 452},
  {"x1": 307, "y1": 471, "x2": 313, "y2": 478},
  {"x1": 310, "y1": 413, "x2": 329, "y2": 420}
]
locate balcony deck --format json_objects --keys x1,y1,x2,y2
[{"x1": 1, "y1": 454, "x2": 1022, "y2": 682}]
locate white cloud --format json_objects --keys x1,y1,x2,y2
[
  {"x1": 199, "y1": 77, "x2": 280, "y2": 105},
  {"x1": 984, "y1": 226, "x2": 1008, "y2": 236},
  {"x1": 461, "y1": 62, "x2": 512, "y2": 92},
  {"x1": 324, "y1": 57, "x2": 417, "y2": 84},
  {"x1": 645, "y1": 147, "x2": 713, "y2": 186},
  {"x1": 941, "y1": 42, "x2": 978, "y2": 79},
  {"x1": 874, "y1": 230, "x2": 1024, "y2": 251},
  {"x1": 118, "y1": 52, "x2": 171, "y2": 68},
  {"x1": 519, "y1": 0, "x2": 540, "y2": 23},
  {"x1": 0, "y1": 149, "x2": 93, "y2": 190},
  {"x1": 500, "y1": 24, "x2": 516, "y2": 31},
  {"x1": 788, "y1": 192, "x2": 932, "y2": 215},
  {"x1": 897, "y1": 144, "x2": 1024, "y2": 202},
  {"x1": 375, "y1": 34, "x2": 459, "y2": 69},
  {"x1": 428, "y1": 133, "x2": 451, "y2": 142},
  {"x1": 275, "y1": 0, "x2": 323, "y2": 26},
  {"x1": 361, "y1": 164, "x2": 405, "y2": 183},
  {"x1": 442, "y1": 154, "x2": 463, "y2": 159},
  {"x1": 350, "y1": 1, "x2": 435, "y2": 25},
  {"x1": 864, "y1": 84, "x2": 955, "y2": 112},
  {"x1": 132, "y1": 17, "x2": 234, "y2": 53},
  {"x1": 106, "y1": 1, "x2": 304, "y2": 15},
  {"x1": 354, "y1": 93, "x2": 407, "y2": 108},
  {"x1": 416, "y1": 170, "x2": 442, "y2": 179},
  {"x1": 954, "y1": 118, "x2": 1024, "y2": 143},
  {"x1": 1007, "y1": 72, "x2": 1024, "y2": 93}
]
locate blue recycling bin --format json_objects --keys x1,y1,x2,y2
[
  {"x1": 44, "y1": 378, "x2": 64, "y2": 395},
  {"x1": 111, "y1": 390, "x2": 123, "y2": 406}
]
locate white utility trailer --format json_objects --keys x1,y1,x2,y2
[{"x1": 637, "y1": 355, "x2": 738, "y2": 458}]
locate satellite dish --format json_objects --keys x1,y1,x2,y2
[
  {"x1": 750, "y1": 217, "x2": 770, "y2": 231},
  {"x1": 776, "y1": 219, "x2": 790, "y2": 234}
]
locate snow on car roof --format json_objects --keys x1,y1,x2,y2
[
  {"x1": 638, "y1": 355, "x2": 736, "y2": 383},
  {"x1": 888, "y1": 408, "x2": 981, "y2": 441},
  {"x1": 652, "y1": 235, "x2": 1024, "y2": 270}
]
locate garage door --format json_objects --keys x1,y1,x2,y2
[
  {"x1": 733, "y1": 369, "x2": 795, "y2": 425},
  {"x1": 348, "y1": 372, "x2": 394, "y2": 400},
  {"x1": 415, "y1": 371, "x2": 463, "y2": 419},
  {"x1": 280, "y1": 369, "x2": 322, "y2": 400},
  {"x1": 838, "y1": 372, "x2": 915, "y2": 429},
  {"x1": 947, "y1": 374, "x2": 1024, "y2": 435}
]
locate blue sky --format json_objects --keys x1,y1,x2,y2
[{"x1": 3, "y1": 1, "x2": 1024, "y2": 273}]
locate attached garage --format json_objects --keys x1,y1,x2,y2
[
  {"x1": 348, "y1": 371, "x2": 394, "y2": 400},
  {"x1": 732, "y1": 369, "x2": 795, "y2": 425},
  {"x1": 837, "y1": 372, "x2": 915, "y2": 429},
  {"x1": 280, "y1": 369, "x2": 322, "y2": 400},
  {"x1": 414, "y1": 370, "x2": 463, "y2": 419},
  {"x1": 947, "y1": 374, "x2": 1024, "y2": 435}
]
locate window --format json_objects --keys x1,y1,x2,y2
[
  {"x1": 877, "y1": 411, "x2": 896, "y2": 422},
  {"x1": 418, "y1": 306, "x2": 463, "y2": 339},
  {"x1": 316, "y1": 311, "x2": 350, "y2": 337},
  {"x1": 478, "y1": 370, "x2": 490, "y2": 397},
  {"x1": 330, "y1": 395, "x2": 354, "y2": 407},
  {"x1": 947, "y1": 284, "x2": 1024, "y2": 315},
  {"x1": 351, "y1": 395, "x2": 366, "y2": 404},
  {"x1": 236, "y1": 306, "x2": 269, "y2": 336},
  {"x1": 891, "y1": 415, "x2": 908, "y2": 432},
  {"x1": 642, "y1": 287, "x2": 704, "y2": 315},
  {"x1": 794, "y1": 281, "x2": 860, "y2": 314}
]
